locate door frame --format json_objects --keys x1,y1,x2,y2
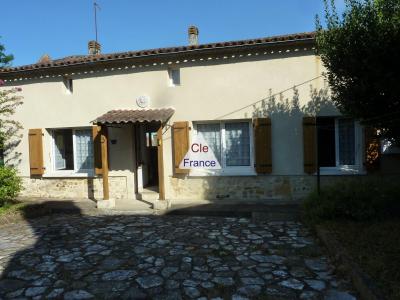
[
  {"x1": 157, "y1": 124, "x2": 165, "y2": 200},
  {"x1": 133, "y1": 122, "x2": 165, "y2": 200}
]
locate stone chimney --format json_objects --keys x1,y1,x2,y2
[
  {"x1": 37, "y1": 54, "x2": 52, "y2": 64},
  {"x1": 88, "y1": 40, "x2": 101, "y2": 55},
  {"x1": 188, "y1": 26, "x2": 199, "y2": 46}
]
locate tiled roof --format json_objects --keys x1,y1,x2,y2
[
  {"x1": 0, "y1": 32, "x2": 315, "y2": 75},
  {"x1": 93, "y1": 108, "x2": 175, "y2": 124}
]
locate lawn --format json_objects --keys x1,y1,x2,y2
[
  {"x1": 0, "y1": 201, "x2": 26, "y2": 216},
  {"x1": 323, "y1": 220, "x2": 400, "y2": 300}
]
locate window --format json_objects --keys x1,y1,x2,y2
[
  {"x1": 317, "y1": 117, "x2": 361, "y2": 173},
  {"x1": 194, "y1": 120, "x2": 254, "y2": 175},
  {"x1": 63, "y1": 77, "x2": 73, "y2": 94},
  {"x1": 51, "y1": 128, "x2": 93, "y2": 175},
  {"x1": 168, "y1": 68, "x2": 180, "y2": 86}
]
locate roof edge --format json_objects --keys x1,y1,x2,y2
[{"x1": 0, "y1": 32, "x2": 315, "y2": 77}]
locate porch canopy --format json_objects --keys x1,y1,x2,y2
[
  {"x1": 93, "y1": 108, "x2": 175, "y2": 124},
  {"x1": 92, "y1": 108, "x2": 174, "y2": 202}
]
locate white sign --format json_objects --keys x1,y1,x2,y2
[{"x1": 179, "y1": 133, "x2": 221, "y2": 169}]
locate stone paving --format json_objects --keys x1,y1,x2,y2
[{"x1": 0, "y1": 214, "x2": 357, "y2": 299}]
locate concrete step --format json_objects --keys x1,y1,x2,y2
[{"x1": 138, "y1": 191, "x2": 159, "y2": 201}]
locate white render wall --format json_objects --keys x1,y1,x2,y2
[{"x1": 3, "y1": 48, "x2": 330, "y2": 200}]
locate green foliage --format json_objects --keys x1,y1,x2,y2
[
  {"x1": 304, "y1": 178, "x2": 400, "y2": 222},
  {"x1": 0, "y1": 87, "x2": 23, "y2": 166},
  {"x1": 0, "y1": 38, "x2": 13, "y2": 68},
  {"x1": 316, "y1": 0, "x2": 400, "y2": 141},
  {"x1": 0, "y1": 39, "x2": 23, "y2": 166},
  {"x1": 0, "y1": 166, "x2": 22, "y2": 206}
]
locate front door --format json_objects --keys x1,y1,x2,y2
[
  {"x1": 134, "y1": 121, "x2": 162, "y2": 195},
  {"x1": 146, "y1": 130, "x2": 159, "y2": 187}
]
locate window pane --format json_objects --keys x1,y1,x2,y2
[
  {"x1": 54, "y1": 129, "x2": 74, "y2": 170},
  {"x1": 197, "y1": 123, "x2": 221, "y2": 164},
  {"x1": 338, "y1": 119, "x2": 355, "y2": 165},
  {"x1": 169, "y1": 69, "x2": 180, "y2": 86},
  {"x1": 75, "y1": 130, "x2": 94, "y2": 171},
  {"x1": 317, "y1": 117, "x2": 336, "y2": 167},
  {"x1": 225, "y1": 122, "x2": 250, "y2": 166}
]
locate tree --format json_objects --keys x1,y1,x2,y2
[
  {"x1": 0, "y1": 39, "x2": 23, "y2": 166},
  {"x1": 0, "y1": 38, "x2": 13, "y2": 67},
  {"x1": 316, "y1": 0, "x2": 400, "y2": 141}
]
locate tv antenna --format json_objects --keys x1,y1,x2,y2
[{"x1": 93, "y1": 0, "x2": 101, "y2": 43}]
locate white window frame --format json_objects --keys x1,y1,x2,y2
[
  {"x1": 190, "y1": 120, "x2": 256, "y2": 176},
  {"x1": 319, "y1": 118, "x2": 364, "y2": 175},
  {"x1": 46, "y1": 127, "x2": 94, "y2": 177}
]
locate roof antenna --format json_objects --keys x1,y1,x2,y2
[{"x1": 93, "y1": 0, "x2": 101, "y2": 43}]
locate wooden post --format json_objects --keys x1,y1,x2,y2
[
  {"x1": 101, "y1": 126, "x2": 109, "y2": 200},
  {"x1": 157, "y1": 124, "x2": 165, "y2": 200}
]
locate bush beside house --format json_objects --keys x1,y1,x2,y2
[
  {"x1": 0, "y1": 166, "x2": 22, "y2": 206},
  {"x1": 304, "y1": 178, "x2": 400, "y2": 222},
  {"x1": 303, "y1": 178, "x2": 400, "y2": 300}
]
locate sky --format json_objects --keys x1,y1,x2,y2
[{"x1": 0, "y1": 0, "x2": 345, "y2": 67}]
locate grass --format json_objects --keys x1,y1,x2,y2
[
  {"x1": 323, "y1": 220, "x2": 400, "y2": 300},
  {"x1": 0, "y1": 201, "x2": 27, "y2": 216}
]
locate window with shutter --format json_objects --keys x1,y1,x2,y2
[
  {"x1": 173, "y1": 121, "x2": 190, "y2": 174},
  {"x1": 191, "y1": 120, "x2": 255, "y2": 175},
  {"x1": 253, "y1": 118, "x2": 272, "y2": 174},
  {"x1": 48, "y1": 128, "x2": 96, "y2": 176},
  {"x1": 28, "y1": 128, "x2": 45, "y2": 176}
]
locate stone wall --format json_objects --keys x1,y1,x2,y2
[
  {"x1": 168, "y1": 175, "x2": 317, "y2": 201},
  {"x1": 19, "y1": 176, "x2": 129, "y2": 200}
]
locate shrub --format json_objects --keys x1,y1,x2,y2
[
  {"x1": 304, "y1": 177, "x2": 400, "y2": 223},
  {"x1": 0, "y1": 166, "x2": 22, "y2": 206}
]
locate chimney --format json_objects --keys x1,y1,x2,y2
[
  {"x1": 38, "y1": 54, "x2": 52, "y2": 64},
  {"x1": 88, "y1": 40, "x2": 101, "y2": 55},
  {"x1": 188, "y1": 26, "x2": 199, "y2": 46}
]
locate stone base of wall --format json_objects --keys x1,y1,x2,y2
[
  {"x1": 168, "y1": 175, "x2": 316, "y2": 201},
  {"x1": 20, "y1": 176, "x2": 128, "y2": 200}
]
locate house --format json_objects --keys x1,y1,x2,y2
[{"x1": 0, "y1": 27, "x2": 394, "y2": 208}]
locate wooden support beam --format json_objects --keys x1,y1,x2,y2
[
  {"x1": 101, "y1": 126, "x2": 109, "y2": 200},
  {"x1": 157, "y1": 125, "x2": 165, "y2": 200}
]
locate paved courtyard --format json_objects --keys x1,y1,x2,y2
[{"x1": 0, "y1": 213, "x2": 357, "y2": 299}]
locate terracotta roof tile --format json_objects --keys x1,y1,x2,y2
[
  {"x1": 93, "y1": 108, "x2": 175, "y2": 124},
  {"x1": 0, "y1": 32, "x2": 315, "y2": 76}
]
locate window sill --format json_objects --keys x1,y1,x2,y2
[
  {"x1": 189, "y1": 168, "x2": 256, "y2": 177},
  {"x1": 43, "y1": 172, "x2": 96, "y2": 178},
  {"x1": 318, "y1": 166, "x2": 365, "y2": 175}
]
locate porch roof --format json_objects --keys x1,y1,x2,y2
[{"x1": 93, "y1": 108, "x2": 175, "y2": 124}]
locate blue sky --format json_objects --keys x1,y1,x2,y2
[{"x1": 1, "y1": 0, "x2": 345, "y2": 67}]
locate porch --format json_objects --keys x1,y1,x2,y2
[{"x1": 92, "y1": 108, "x2": 175, "y2": 208}]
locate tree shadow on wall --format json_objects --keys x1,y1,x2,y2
[
  {"x1": 192, "y1": 85, "x2": 337, "y2": 203},
  {"x1": 2, "y1": 124, "x2": 22, "y2": 167},
  {"x1": 252, "y1": 84, "x2": 336, "y2": 119}
]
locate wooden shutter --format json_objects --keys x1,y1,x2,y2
[
  {"x1": 28, "y1": 129, "x2": 44, "y2": 176},
  {"x1": 253, "y1": 118, "x2": 272, "y2": 173},
  {"x1": 364, "y1": 126, "x2": 380, "y2": 172},
  {"x1": 303, "y1": 117, "x2": 317, "y2": 174},
  {"x1": 92, "y1": 125, "x2": 103, "y2": 175},
  {"x1": 173, "y1": 121, "x2": 190, "y2": 174}
]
